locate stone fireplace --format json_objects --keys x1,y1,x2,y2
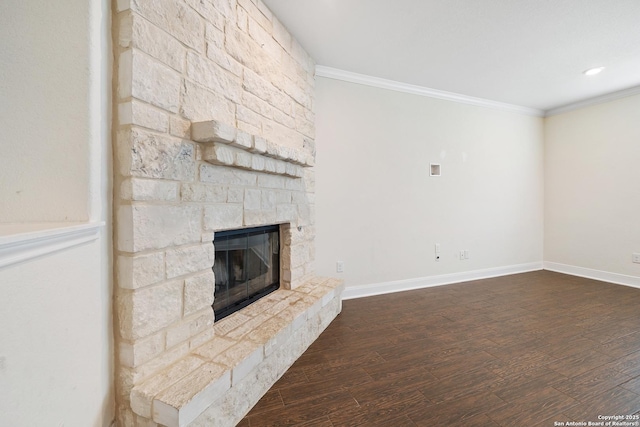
[{"x1": 112, "y1": 0, "x2": 343, "y2": 425}]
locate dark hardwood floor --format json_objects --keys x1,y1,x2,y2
[{"x1": 241, "y1": 270, "x2": 640, "y2": 426}]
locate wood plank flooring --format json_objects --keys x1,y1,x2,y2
[{"x1": 241, "y1": 271, "x2": 640, "y2": 426}]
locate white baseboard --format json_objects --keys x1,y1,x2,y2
[
  {"x1": 342, "y1": 262, "x2": 544, "y2": 300},
  {"x1": 543, "y1": 261, "x2": 640, "y2": 289}
]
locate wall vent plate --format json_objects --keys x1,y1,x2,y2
[{"x1": 430, "y1": 163, "x2": 441, "y2": 176}]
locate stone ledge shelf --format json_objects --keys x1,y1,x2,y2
[
  {"x1": 191, "y1": 120, "x2": 314, "y2": 178},
  {"x1": 130, "y1": 277, "x2": 344, "y2": 427}
]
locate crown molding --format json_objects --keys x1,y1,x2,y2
[
  {"x1": 544, "y1": 85, "x2": 640, "y2": 117},
  {"x1": 315, "y1": 65, "x2": 545, "y2": 117}
]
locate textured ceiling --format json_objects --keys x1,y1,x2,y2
[{"x1": 263, "y1": 0, "x2": 640, "y2": 112}]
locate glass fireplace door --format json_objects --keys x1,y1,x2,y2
[{"x1": 212, "y1": 225, "x2": 280, "y2": 320}]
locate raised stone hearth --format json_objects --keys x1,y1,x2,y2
[{"x1": 112, "y1": 0, "x2": 343, "y2": 425}]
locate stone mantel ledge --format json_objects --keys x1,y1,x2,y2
[
  {"x1": 191, "y1": 120, "x2": 314, "y2": 178},
  {"x1": 130, "y1": 277, "x2": 344, "y2": 427}
]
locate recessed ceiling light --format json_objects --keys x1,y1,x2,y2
[{"x1": 583, "y1": 67, "x2": 605, "y2": 76}]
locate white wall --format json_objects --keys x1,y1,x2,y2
[
  {"x1": 0, "y1": 0, "x2": 98, "y2": 222},
  {"x1": 314, "y1": 77, "x2": 544, "y2": 289},
  {"x1": 0, "y1": 0, "x2": 114, "y2": 425},
  {"x1": 545, "y1": 93, "x2": 640, "y2": 280}
]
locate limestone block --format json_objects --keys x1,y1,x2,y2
[
  {"x1": 130, "y1": 0, "x2": 204, "y2": 52},
  {"x1": 242, "y1": 91, "x2": 274, "y2": 120},
  {"x1": 216, "y1": 341, "x2": 264, "y2": 382},
  {"x1": 117, "y1": 281, "x2": 183, "y2": 341},
  {"x1": 166, "y1": 311, "x2": 215, "y2": 349},
  {"x1": 225, "y1": 313, "x2": 271, "y2": 341},
  {"x1": 264, "y1": 140, "x2": 279, "y2": 158},
  {"x1": 263, "y1": 158, "x2": 277, "y2": 174},
  {"x1": 254, "y1": 317, "x2": 292, "y2": 358},
  {"x1": 205, "y1": 22, "x2": 224, "y2": 47},
  {"x1": 184, "y1": 272, "x2": 215, "y2": 316},
  {"x1": 200, "y1": 164, "x2": 257, "y2": 186},
  {"x1": 189, "y1": 328, "x2": 216, "y2": 350},
  {"x1": 186, "y1": 52, "x2": 242, "y2": 103},
  {"x1": 120, "y1": 178, "x2": 178, "y2": 202},
  {"x1": 285, "y1": 177, "x2": 304, "y2": 191},
  {"x1": 227, "y1": 187, "x2": 244, "y2": 203},
  {"x1": 126, "y1": 13, "x2": 187, "y2": 72},
  {"x1": 258, "y1": 175, "x2": 286, "y2": 189},
  {"x1": 193, "y1": 336, "x2": 236, "y2": 360},
  {"x1": 235, "y1": 2, "x2": 248, "y2": 31},
  {"x1": 251, "y1": 154, "x2": 265, "y2": 172},
  {"x1": 295, "y1": 115, "x2": 315, "y2": 139},
  {"x1": 153, "y1": 363, "x2": 231, "y2": 427},
  {"x1": 261, "y1": 190, "x2": 276, "y2": 211},
  {"x1": 117, "y1": 252, "x2": 165, "y2": 290},
  {"x1": 275, "y1": 145, "x2": 291, "y2": 161},
  {"x1": 191, "y1": 120, "x2": 236, "y2": 144},
  {"x1": 237, "y1": 0, "x2": 272, "y2": 32},
  {"x1": 117, "y1": 204, "x2": 201, "y2": 252},
  {"x1": 118, "y1": 100, "x2": 169, "y2": 132},
  {"x1": 233, "y1": 131, "x2": 253, "y2": 150},
  {"x1": 285, "y1": 163, "x2": 304, "y2": 178},
  {"x1": 166, "y1": 243, "x2": 215, "y2": 279},
  {"x1": 243, "y1": 189, "x2": 261, "y2": 210},
  {"x1": 119, "y1": 127, "x2": 195, "y2": 181},
  {"x1": 206, "y1": 42, "x2": 243, "y2": 77},
  {"x1": 276, "y1": 204, "x2": 296, "y2": 223},
  {"x1": 130, "y1": 355, "x2": 205, "y2": 419},
  {"x1": 180, "y1": 80, "x2": 235, "y2": 124},
  {"x1": 244, "y1": 209, "x2": 276, "y2": 227},
  {"x1": 236, "y1": 105, "x2": 263, "y2": 131},
  {"x1": 225, "y1": 26, "x2": 272, "y2": 76},
  {"x1": 202, "y1": 144, "x2": 235, "y2": 166},
  {"x1": 203, "y1": 204, "x2": 243, "y2": 231},
  {"x1": 282, "y1": 76, "x2": 312, "y2": 111},
  {"x1": 181, "y1": 183, "x2": 227, "y2": 202},
  {"x1": 183, "y1": 0, "x2": 225, "y2": 31},
  {"x1": 234, "y1": 151, "x2": 253, "y2": 169},
  {"x1": 275, "y1": 161, "x2": 287, "y2": 175},
  {"x1": 232, "y1": 344, "x2": 264, "y2": 386},
  {"x1": 272, "y1": 108, "x2": 295, "y2": 129},
  {"x1": 243, "y1": 68, "x2": 291, "y2": 114},
  {"x1": 190, "y1": 352, "x2": 274, "y2": 427},
  {"x1": 275, "y1": 190, "x2": 292, "y2": 204},
  {"x1": 169, "y1": 116, "x2": 191, "y2": 139},
  {"x1": 130, "y1": 49, "x2": 181, "y2": 113},
  {"x1": 119, "y1": 331, "x2": 165, "y2": 368},
  {"x1": 251, "y1": 136, "x2": 267, "y2": 154},
  {"x1": 291, "y1": 191, "x2": 311, "y2": 206},
  {"x1": 124, "y1": 342, "x2": 191, "y2": 388}
]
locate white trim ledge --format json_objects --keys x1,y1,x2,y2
[
  {"x1": 0, "y1": 222, "x2": 105, "y2": 269},
  {"x1": 342, "y1": 262, "x2": 543, "y2": 300},
  {"x1": 544, "y1": 261, "x2": 640, "y2": 289},
  {"x1": 315, "y1": 65, "x2": 544, "y2": 117}
]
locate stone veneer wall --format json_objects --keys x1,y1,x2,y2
[{"x1": 112, "y1": 0, "x2": 332, "y2": 425}]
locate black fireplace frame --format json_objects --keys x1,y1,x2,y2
[{"x1": 212, "y1": 224, "x2": 280, "y2": 321}]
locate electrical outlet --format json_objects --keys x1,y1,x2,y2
[
  {"x1": 336, "y1": 261, "x2": 344, "y2": 273},
  {"x1": 633, "y1": 253, "x2": 640, "y2": 264},
  {"x1": 464, "y1": 250, "x2": 469, "y2": 260},
  {"x1": 460, "y1": 251, "x2": 465, "y2": 260}
]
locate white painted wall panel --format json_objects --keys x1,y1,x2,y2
[{"x1": 314, "y1": 77, "x2": 544, "y2": 288}]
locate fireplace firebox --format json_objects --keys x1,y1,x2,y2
[{"x1": 212, "y1": 225, "x2": 280, "y2": 320}]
